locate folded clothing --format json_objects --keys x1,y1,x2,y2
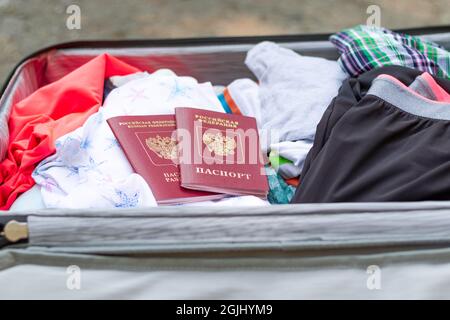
[
  {"x1": 0, "y1": 54, "x2": 140, "y2": 210},
  {"x1": 409, "y1": 72, "x2": 450, "y2": 102},
  {"x1": 269, "y1": 140, "x2": 313, "y2": 179},
  {"x1": 268, "y1": 151, "x2": 301, "y2": 180},
  {"x1": 265, "y1": 165, "x2": 296, "y2": 204},
  {"x1": 330, "y1": 25, "x2": 450, "y2": 79},
  {"x1": 219, "y1": 79, "x2": 259, "y2": 120},
  {"x1": 245, "y1": 41, "x2": 347, "y2": 152},
  {"x1": 32, "y1": 69, "x2": 226, "y2": 209},
  {"x1": 292, "y1": 66, "x2": 450, "y2": 203}
]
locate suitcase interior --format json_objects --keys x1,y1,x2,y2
[{"x1": 1, "y1": 27, "x2": 450, "y2": 299}]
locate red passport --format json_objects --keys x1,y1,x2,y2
[
  {"x1": 107, "y1": 115, "x2": 225, "y2": 205},
  {"x1": 175, "y1": 107, "x2": 268, "y2": 197}
]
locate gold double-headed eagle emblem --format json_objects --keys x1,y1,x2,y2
[
  {"x1": 146, "y1": 131, "x2": 237, "y2": 159},
  {"x1": 146, "y1": 135, "x2": 178, "y2": 160},
  {"x1": 202, "y1": 131, "x2": 236, "y2": 156}
]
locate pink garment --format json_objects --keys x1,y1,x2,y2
[
  {"x1": 379, "y1": 74, "x2": 450, "y2": 105},
  {"x1": 416, "y1": 72, "x2": 450, "y2": 102}
]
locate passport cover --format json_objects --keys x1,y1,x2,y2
[{"x1": 175, "y1": 107, "x2": 268, "y2": 197}]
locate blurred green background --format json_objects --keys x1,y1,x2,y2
[{"x1": 1, "y1": 0, "x2": 449, "y2": 86}]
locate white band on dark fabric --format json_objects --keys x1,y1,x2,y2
[{"x1": 368, "y1": 75, "x2": 450, "y2": 120}]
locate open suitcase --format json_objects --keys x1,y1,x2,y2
[{"x1": 1, "y1": 26, "x2": 450, "y2": 299}]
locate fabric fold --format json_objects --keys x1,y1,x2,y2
[
  {"x1": 330, "y1": 25, "x2": 450, "y2": 79},
  {"x1": 292, "y1": 66, "x2": 450, "y2": 203},
  {"x1": 0, "y1": 54, "x2": 140, "y2": 209}
]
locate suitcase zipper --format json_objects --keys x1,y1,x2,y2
[{"x1": 0, "y1": 216, "x2": 29, "y2": 248}]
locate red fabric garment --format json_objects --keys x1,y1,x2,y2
[{"x1": 0, "y1": 54, "x2": 141, "y2": 209}]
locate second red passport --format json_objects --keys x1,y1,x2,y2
[{"x1": 175, "y1": 107, "x2": 268, "y2": 197}]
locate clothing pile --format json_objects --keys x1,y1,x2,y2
[
  {"x1": 1, "y1": 25, "x2": 450, "y2": 211},
  {"x1": 293, "y1": 25, "x2": 450, "y2": 203},
  {"x1": 292, "y1": 67, "x2": 450, "y2": 202}
]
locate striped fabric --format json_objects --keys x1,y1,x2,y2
[
  {"x1": 330, "y1": 25, "x2": 450, "y2": 79},
  {"x1": 217, "y1": 88, "x2": 243, "y2": 115}
]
